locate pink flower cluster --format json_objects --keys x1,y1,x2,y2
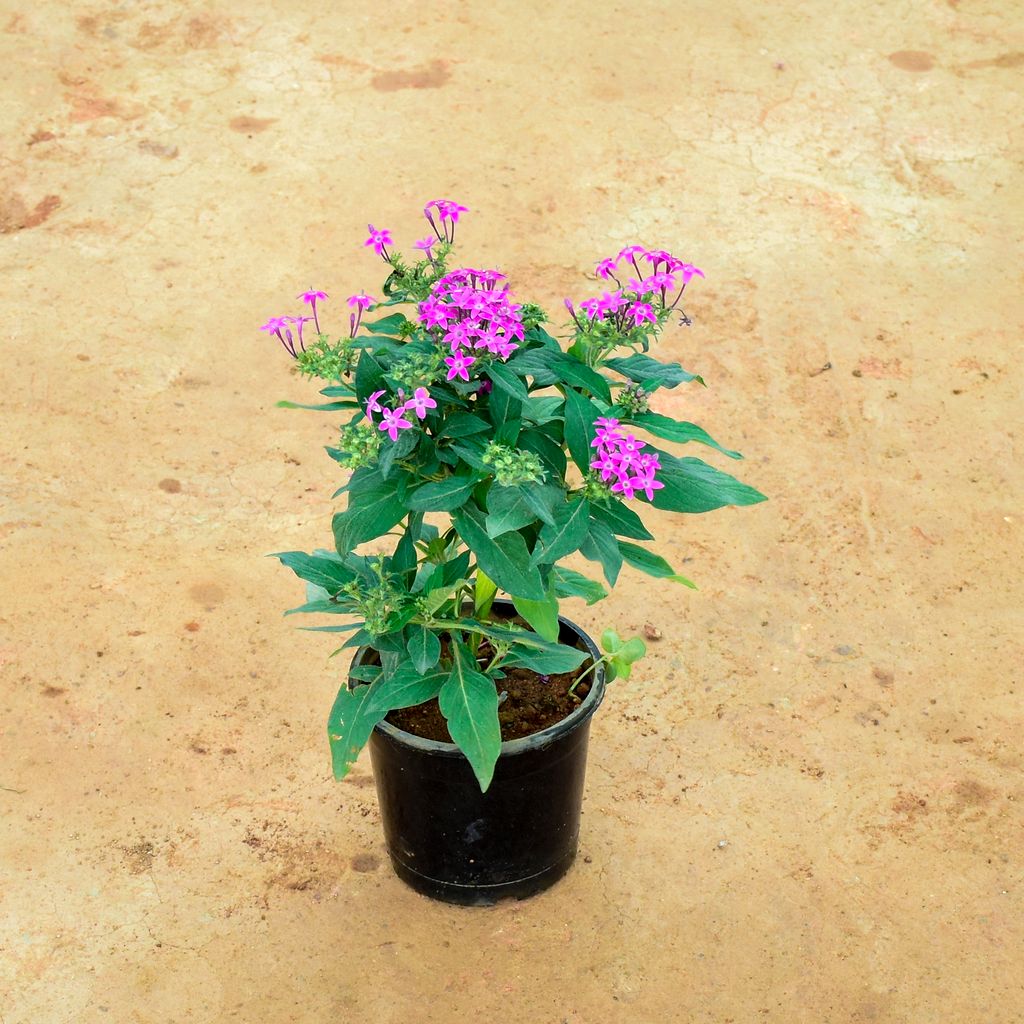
[
  {"x1": 418, "y1": 269, "x2": 525, "y2": 382},
  {"x1": 365, "y1": 386, "x2": 438, "y2": 441},
  {"x1": 261, "y1": 290, "x2": 378, "y2": 352},
  {"x1": 567, "y1": 246, "x2": 704, "y2": 332},
  {"x1": 424, "y1": 199, "x2": 469, "y2": 244},
  {"x1": 590, "y1": 417, "x2": 664, "y2": 501}
]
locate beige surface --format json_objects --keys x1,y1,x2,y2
[{"x1": 2, "y1": 1, "x2": 1022, "y2": 1021}]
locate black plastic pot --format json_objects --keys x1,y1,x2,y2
[{"x1": 354, "y1": 606, "x2": 606, "y2": 906}]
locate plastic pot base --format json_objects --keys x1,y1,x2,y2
[{"x1": 387, "y1": 846, "x2": 578, "y2": 906}]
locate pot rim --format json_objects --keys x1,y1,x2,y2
[{"x1": 358, "y1": 608, "x2": 606, "y2": 758}]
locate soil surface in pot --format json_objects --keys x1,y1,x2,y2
[{"x1": 386, "y1": 661, "x2": 592, "y2": 743}]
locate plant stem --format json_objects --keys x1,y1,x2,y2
[{"x1": 568, "y1": 655, "x2": 607, "y2": 697}]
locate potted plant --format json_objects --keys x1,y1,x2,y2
[{"x1": 261, "y1": 200, "x2": 766, "y2": 904}]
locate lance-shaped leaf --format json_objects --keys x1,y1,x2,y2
[
  {"x1": 504, "y1": 643, "x2": 590, "y2": 674},
  {"x1": 332, "y1": 484, "x2": 408, "y2": 553},
  {"x1": 512, "y1": 586, "x2": 560, "y2": 643},
  {"x1": 625, "y1": 413, "x2": 741, "y2": 459},
  {"x1": 407, "y1": 471, "x2": 482, "y2": 512},
  {"x1": 273, "y1": 551, "x2": 356, "y2": 594},
  {"x1": 590, "y1": 499, "x2": 653, "y2": 540},
  {"x1": 551, "y1": 566, "x2": 608, "y2": 605},
  {"x1": 405, "y1": 624, "x2": 442, "y2": 673},
  {"x1": 648, "y1": 453, "x2": 767, "y2": 514},
  {"x1": 439, "y1": 644, "x2": 502, "y2": 791},
  {"x1": 487, "y1": 360, "x2": 530, "y2": 402},
  {"x1": 579, "y1": 519, "x2": 623, "y2": 586},
  {"x1": 366, "y1": 664, "x2": 447, "y2": 714},
  {"x1": 361, "y1": 312, "x2": 409, "y2": 336},
  {"x1": 618, "y1": 541, "x2": 697, "y2": 588},
  {"x1": 550, "y1": 353, "x2": 612, "y2": 403},
  {"x1": 453, "y1": 502, "x2": 546, "y2": 600},
  {"x1": 486, "y1": 485, "x2": 540, "y2": 538},
  {"x1": 603, "y1": 353, "x2": 703, "y2": 389},
  {"x1": 327, "y1": 683, "x2": 389, "y2": 780},
  {"x1": 562, "y1": 388, "x2": 599, "y2": 473},
  {"x1": 530, "y1": 496, "x2": 591, "y2": 567}
]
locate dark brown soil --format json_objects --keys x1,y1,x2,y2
[{"x1": 386, "y1": 661, "x2": 592, "y2": 743}]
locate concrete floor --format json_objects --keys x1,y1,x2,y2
[{"x1": 2, "y1": 1, "x2": 1022, "y2": 1021}]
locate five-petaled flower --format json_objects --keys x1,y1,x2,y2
[
  {"x1": 365, "y1": 390, "x2": 386, "y2": 421},
  {"x1": 444, "y1": 351, "x2": 475, "y2": 382},
  {"x1": 347, "y1": 293, "x2": 376, "y2": 310},
  {"x1": 595, "y1": 258, "x2": 619, "y2": 280},
  {"x1": 404, "y1": 387, "x2": 437, "y2": 420},
  {"x1": 378, "y1": 406, "x2": 414, "y2": 441},
  {"x1": 364, "y1": 224, "x2": 393, "y2": 259},
  {"x1": 628, "y1": 301, "x2": 656, "y2": 326}
]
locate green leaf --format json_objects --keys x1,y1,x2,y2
[
  {"x1": 579, "y1": 519, "x2": 622, "y2": 586},
  {"x1": 590, "y1": 499, "x2": 654, "y2": 540},
  {"x1": 487, "y1": 360, "x2": 530, "y2": 402},
  {"x1": 486, "y1": 485, "x2": 539, "y2": 538},
  {"x1": 618, "y1": 541, "x2": 697, "y2": 588},
  {"x1": 406, "y1": 625, "x2": 442, "y2": 673},
  {"x1": 488, "y1": 386, "x2": 522, "y2": 428},
  {"x1": 452, "y1": 502, "x2": 546, "y2": 600},
  {"x1": 453, "y1": 619, "x2": 557, "y2": 649},
  {"x1": 327, "y1": 683, "x2": 389, "y2": 780},
  {"x1": 626, "y1": 413, "x2": 741, "y2": 459},
  {"x1": 522, "y1": 395, "x2": 563, "y2": 425},
  {"x1": 506, "y1": 346, "x2": 559, "y2": 385},
  {"x1": 407, "y1": 472, "x2": 481, "y2": 512},
  {"x1": 603, "y1": 353, "x2": 703, "y2": 389},
  {"x1": 366, "y1": 664, "x2": 447, "y2": 714},
  {"x1": 390, "y1": 521, "x2": 420, "y2": 584},
  {"x1": 378, "y1": 425, "x2": 419, "y2": 479},
  {"x1": 439, "y1": 644, "x2": 502, "y2": 791},
  {"x1": 562, "y1": 388, "x2": 599, "y2": 473},
  {"x1": 649, "y1": 453, "x2": 767, "y2": 514},
  {"x1": 275, "y1": 399, "x2": 359, "y2": 412},
  {"x1": 361, "y1": 312, "x2": 408, "y2": 336},
  {"x1": 521, "y1": 480, "x2": 563, "y2": 526},
  {"x1": 551, "y1": 353, "x2": 612, "y2": 403},
  {"x1": 354, "y1": 351, "x2": 386, "y2": 403},
  {"x1": 438, "y1": 412, "x2": 490, "y2": 438},
  {"x1": 511, "y1": 587, "x2": 560, "y2": 643},
  {"x1": 552, "y1": 566, "x2": 608, "y2": 605},
  {"x1": 517, "y1": 429, "x2": 567, "y2": 480},
  {"x1": 530, "y1": 497, "x2": 591, "y2": 567},
  {"x1": 274, "y1": 551, "x2": 356, "y2": 594},
  {"x1": 332, "y1": 486, "x2": 408, "y2": 553},
  {"x1": 504, "y1": 643, "x2": 590, "y2": 674}
]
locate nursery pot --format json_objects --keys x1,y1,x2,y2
[{"x1": 355, "y1": 605, "x2": 606, "y2": 906}]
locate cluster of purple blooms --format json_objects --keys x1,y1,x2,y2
[
  {"x1": 364, "y1": 385, "x2": 438, "y2": 442},
  {"x1": 419, "y1": 269, "x2": 524, "y2": 382},
  {"x1": 566, "y1": 246, "x2": 704, "y2": 332},
  {"x1": 590, "y1": 417, "x2": 664, "y2": 502},
  {"x1": 260, "y1": 290, "x2": 377, "y2": 354}
]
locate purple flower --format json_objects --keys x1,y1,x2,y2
[
  {"x1": 378, "y1": 406, "x2": 414, "y2": 442},
  {"x1": 413, "y1": 236, "x2": 436, "y2": 258},
  {"x1": 364, "y1": 224, "x2": 393, "y2": 260},
  {"x1": 424, "y1": 199, "x2": 469, "y2": 243},
  {"x1": 260, "y1": 316, "x2": 296, "y2": 357},
  {"x1": 628, "y1": 301, "x2": 657, "y2": 326},
  {"x1": 590, "y1": 424, "x2": 662, "y2": 502},
  {"x1": 298, "y1": 289, "x2": 327, "y2": 334},
  {"x1": 404, "y1": 386, "x2": 438, "y2": 420},
  {"x1": 365, "y1": 389, "x2": 386, "y2": 422},
  {"x1": 444, "y1": 351, "x2": 475, "y2": 382},
  {"x1": 677, "y1": 262, "x2": 705, "y2": 283},
  {"x1": 595, "y1": 257, "x2": 619, "y2": 280},
  {"x1": 347, "y1": 292, "x2": 376, "y2": 310},
  {"x1": 288, "y1": 314, "x2": 314, "y2": 351},
  {"x1": 596, "y1": 291, "x2": 625, "y2": 317}
]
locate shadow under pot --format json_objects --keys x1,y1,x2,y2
[{"x1": 351, "y1": 605, "x2": 606, "y2": 906}]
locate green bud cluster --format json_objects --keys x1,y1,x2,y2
[
  {"x1": 390, "y1": 350, "x2": 444, "y2": 390},
  {"x1": 582, "y1": 474, "x2": 613, "y2": 502},
  {"x1": 295, "y1": 338, "x2": 356, "y2": 381},
  {"x1": 333, "y1": 422, "x2": 382, "y2": 470},
  {"x1": 519, "y1": 303, "x2": 547, "y2": 332},
  {"x1": 617, "y1": 382, "x2": 650, "y2": 416},
  {"x1": 482, "y1": 443, "x2": 545, "y2": 486},
  {"x1": 340, "y1": 561, "x2": 404, "y2": 636}
]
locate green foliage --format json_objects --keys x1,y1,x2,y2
[{"x1": 269, "y1": 210, "x2": 767, "y2": 790}]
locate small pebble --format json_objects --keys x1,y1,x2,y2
[{"x1": 717, "y1": 839, "x2": 729, "y2": 849}]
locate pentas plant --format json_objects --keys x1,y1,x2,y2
[{"x1": 263, "y1": 200, "x2": 765, "y2": 791}]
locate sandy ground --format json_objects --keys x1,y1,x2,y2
[{"x1": 2, "y1": 1, "x2": 1022, "y2": 1021}]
